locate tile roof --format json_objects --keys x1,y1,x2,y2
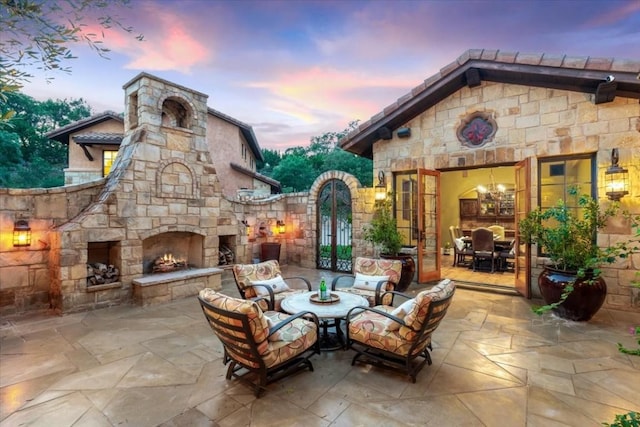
[
  {"x1": 46, "y1": 111, "x2": 123, "y2": 142},
  {"x1": 73, "y1": 133, "x2": 123, "y2": 144},
  {"x1": 340, "y1": 49, "x2": 640, "y2": 158}
]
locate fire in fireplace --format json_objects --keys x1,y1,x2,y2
[
  {"x1": 142, "y1": 231, "x2": 204, "y2": 275},
  {"x1": 152, "y1": 253, "x2": 188, "y2": 273}
]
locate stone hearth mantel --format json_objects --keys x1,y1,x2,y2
[{"x1": 132, "y1": 267, "x2": 222, "y2": 306}]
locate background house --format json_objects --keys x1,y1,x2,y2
[{"x1": 46, "y1": 82, "x2": 280, "y2": 199}]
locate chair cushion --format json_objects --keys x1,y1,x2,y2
[
  {"x1": 353, "y1": 273, "x2": 390, "y2": 291},
  {"x1": 400, "y1": 279, "x2": 455, "y2": 340},
  {"x1": 348, "y1": 306, "x2": 417, "y2": 357},
  {"x1": 251, "y1": 275, "x2": 290, "y2": 296},
  {"x1": 232, "y1": 260, "x2": 282, "y2": 298},
  {"x1": 384, "y1": 298, "x2": 415, "y2": 332},
  {"x1": 198, "y1": 289, "x2": 270, "y2": 359},
  {"x1": 262, "y1": 311, "x2": 318, "y2": 368},
  {"x1": 335, "y1": 287, "x2": 375, "y2": 307},
  {"x1": 354, "y1": 257, "x2": 402, "y2": 285},
  {"x1": 269, "y1": 288, "x2": 309, "y2": 312}
]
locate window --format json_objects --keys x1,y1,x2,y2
[
  {"x1": 103, "y1": 150, "x2": 118, "y2": 176},
  {"x1": 537, "y1": 153, "x2": 596, "y2": 255},
  {"x1": 393, "y1": 171, "x2": 419, "y2": 247},
  {"x1": 538, "y1": 153, "x2": 596, "y2": 210}
]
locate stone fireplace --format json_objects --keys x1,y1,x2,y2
[{"x1": 47, "y1": 73, "x2": 242, "y2": 312}]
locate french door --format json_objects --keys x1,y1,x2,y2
[
  {"x1": 417, "y1": 169, "x2": 441, "y2": 282},
  {"x1": 514, "y1": 159, "x2": 531, "y2": 297}
]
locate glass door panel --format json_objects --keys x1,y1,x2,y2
[{"x1": 418, "y1": 169, "x2": 440, "y2": 282}]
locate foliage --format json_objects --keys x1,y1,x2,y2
[
  {"x1": 519, "y1": 186, "x2": 640, "y2": 315},
  {"x1": 0, "y1": 90, "x2": 92, "y2": 188},
  {"x1": 617, "y1": 326, "x2": 640, "y2": 357},
  {"x1": 319, "y1": 245, "x2": 352, "y2": 260},
  {"x1": 271, "y1": 155, "x2": 318, "y2": 193},
  {"x1": 259, "y1": 121, "x2": 372, "y2": 192},
  {"x1": 1, "y1": 0, "x2": 143, "y2": 88},
  {"x1": 602, "y1": 411, "x2": 640, "y2": 427},
  {"x1": 362, "y1": 195, "x2": 403, "y2": 255}
]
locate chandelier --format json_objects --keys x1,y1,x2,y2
[{"x1": 477, "y1": 169, "x2": 505, "y2": 201}]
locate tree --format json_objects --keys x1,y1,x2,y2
[
  {"x1": 0, "y1": 91, "x2": 92, "y2": 188},
  {"x1": 1, "y1": 0, "x2": 143, "y2": 89},
  {"x1": 257, "y1": 148, "x2": 282, "y2": 175},
  {"x1": 272, "y1": 155, "x2": 317, "y2": 193}
]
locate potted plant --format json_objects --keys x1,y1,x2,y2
[
  {"x1": 443, "y1": 241, "x2": 452, "y2": 255},
  {"x1": 362, "y1": 194, "x2": 415, "y2": 292},
  {"x1": 519, "y1": 186, "x2": 639, "y2": 321}
]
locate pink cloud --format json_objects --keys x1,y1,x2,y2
[{"x1": 248, "y1": 66, "x2": 419, "y2": 124}]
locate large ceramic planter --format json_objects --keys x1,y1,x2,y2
[
  {"x1": 538, "y1": 267, "x2": 607, "y2": 321},
  {"x1": 380, "y1": 253, "x2": 415, "y2": 292}
]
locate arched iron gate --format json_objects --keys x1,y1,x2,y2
[{"x1": 316, "y1": 179, "x2": 352, "y2": 272}]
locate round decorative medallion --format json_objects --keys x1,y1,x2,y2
[{"x1": 457, "y1": 112, "x2": 497, "y2": 147}]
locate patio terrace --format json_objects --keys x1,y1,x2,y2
[{"x1": 1, "y1": 266, "x2": 639, "y2": 426}]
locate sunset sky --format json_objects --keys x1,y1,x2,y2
[{"x1": 19, "y1": 0, "x2": 640, "y2": 151}]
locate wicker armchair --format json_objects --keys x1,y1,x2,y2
[
  {"x1": 345, "y1": 279, "x2": 455, "y2": 383},
  {"x1": 198, "y1": 289, "x2": 320, "y2": 397}
]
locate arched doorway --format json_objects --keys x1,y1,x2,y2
[{"x1": 316, "y1": 179, "x2": 352, "y2": 272}]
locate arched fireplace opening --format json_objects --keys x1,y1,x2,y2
[{"x1": 142, "y1": 231, "x2": 204, "y2": 275}]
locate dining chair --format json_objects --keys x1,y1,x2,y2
[
  {"x1": 449, "y1": 226, "x2": 472, "y2": 267},
  {"x1": 488, "y1": 225, "x2": 505, "y2": 240},
  {"x1": 471, "y1": 227, "x2": 498, "y2": 272}
]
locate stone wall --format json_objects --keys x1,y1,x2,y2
[{"x1": 0, "y1": 180, "x2": 105, "y2": 314}]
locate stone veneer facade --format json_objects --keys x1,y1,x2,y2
[
  {"x1": 371, "y1": 81, "x2": 639, "y2": 310},
  {"x1": 0, "y1": 72, "x2": 378, "y2": 315}
]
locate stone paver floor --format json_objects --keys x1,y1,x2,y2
[{"x1": 1, "y1": 266, "x2": 639, "y2": 426}]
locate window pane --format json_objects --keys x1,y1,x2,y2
[{"x1": 103, "y1": 151, "x2": 118, "y2": 176}]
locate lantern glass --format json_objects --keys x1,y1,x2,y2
[{"x1": 13, "y1": 220, "x2": 31, "y2": 247}]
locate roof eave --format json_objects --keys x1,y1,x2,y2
[{"x1": 340, "y1": 58, "x2": 640, "y2": 158}]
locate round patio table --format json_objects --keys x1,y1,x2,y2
[{"x1": 281, "y1": 291, "x2": 368, "y2": 351}]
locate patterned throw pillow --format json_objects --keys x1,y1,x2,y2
[
  {"x1": 353, "y1": 273, "x2": 390, "y2": 291},
  {"x1": 385, "y1": 298, "x2": 415, "y2": 332},
  {"x1": 251, "y1": 275, "x2": 290, "y2": 296}
]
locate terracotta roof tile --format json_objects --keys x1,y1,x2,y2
[
  {"x1": 561, "y1": 55, "x2": 589, "y2": 69},
  {"x1": 495, "y1": 51, "x2": 518, "y2": 63},
  {"x1": 481, "y1": 49, "x2": 499, "y2": 61},
  {"x1": 611, "y1": 58, "x2": 640, "y2": 72},
  {"x1": 539, "y1": 54, "x2": 566, "y2": 67},
  {"x1": 411, "y1": 81, "x2": 427, "y2": 97},
  {"x1": 439, "y1": 60, "x2": 459, "y2": 78},
  {"x1": 515, "y1": 52, "x2": 544, "y2": 66},
  {"x1": 383, "y1": 101, "x2": 400, "y2": 116}
]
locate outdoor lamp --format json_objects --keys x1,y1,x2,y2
[
  {"x1": 13, "y1": 220, "x2": 31, "y2": 247},
  {"x1": 605, "y1": 148, "x2": 629, "y2": 201},
  {"x1": 375, "y1": 170, "x2": 387, "y2": 201},
  {"x1": 276, "y1": 220, "x2": 286, "y2": 234}
]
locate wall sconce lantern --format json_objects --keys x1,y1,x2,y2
[
  {"x1": 241, "y1": 220, "x2": 251, "y2": 236},
  {"x1": 605, "y1": 148, "x2": 629, "y2": 201},
  {"x1": 375, "y1": 170, "x2": 387, "y2": 201},
  {"x1": 276, "y1": 220, "x2": 286, "y2": 234},
  {"x1": 13, "y1": 220, "x2": 31, "y2": 247}
]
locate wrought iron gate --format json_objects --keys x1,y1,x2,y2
[{"x1": 317, "y1": 179, "x2": 352, "y2": 272}]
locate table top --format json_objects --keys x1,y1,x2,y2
[{"x1": 281, "y1": 291, "x2": 368, "y2": 319}]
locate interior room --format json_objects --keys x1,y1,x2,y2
[{"x1": 440, "y1": 165, "x2": 516, "y2": 290}]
